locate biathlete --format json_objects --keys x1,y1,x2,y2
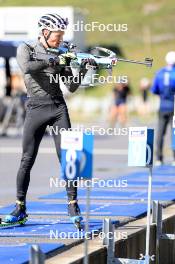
[{"x1": 4, "y1": 13, "x2": 96, "y2": 229}]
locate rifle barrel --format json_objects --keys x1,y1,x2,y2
[{"x1": 117, "y1": 58, "x2": 153, "y2": 67}]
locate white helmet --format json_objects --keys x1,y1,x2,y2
[
  {"x1": 38, "y1": 13, "x2": 69, "y2": 31},
  {"x1": 165, "y1": 51, "x2": 175, "y2": 65}
]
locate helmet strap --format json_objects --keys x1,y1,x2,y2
[{"x1": 42, "y1": 30, "x2": 52, "y2": 48}]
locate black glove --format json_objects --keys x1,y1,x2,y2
[
  {"x1": 48, "y1": 57, "x2": 60, "y2": 67},
  {"x1": 81, "y1": 58, "x2": 98, "y2": 69},
  {"x1": 48, "y1": 52, "x2": 77, "y2": 68}
]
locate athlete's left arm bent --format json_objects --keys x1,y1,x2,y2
[{"x1": 60, "y1": 67, "x2": 87, "y2": 93}]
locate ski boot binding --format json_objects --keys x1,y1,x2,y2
[{"x1": 68, "y1": 200, "x2": 83, "y2": 231}]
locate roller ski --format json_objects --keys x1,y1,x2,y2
[
  {"x1": 0, "y1": 200, "x2": 28, "y2": 228},
  {"x1": 68, "y1": 200, "x2": 83, "y2": 231}
]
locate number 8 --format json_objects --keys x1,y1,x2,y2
[{"x1": 65, "y1": 149, "x2": 77, "y2": 180}]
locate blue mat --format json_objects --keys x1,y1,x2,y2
[
  {"x1": 123, "y1": 173, "x2": 175, "y2": 182},
  {"x1": 127, "y1": 181, "x2": 175, "y2": 187},
  {"x1": 153, "y1": 165, "x2": 175, "y2": 171},
  {"x1": 134, "y1": 190, "x2": 175, "y2": 200},
  {"x1": 39, "y1": 188, "x2": 175, "y2": 201},
  {"x1": 40, "y1": 178, "x2": 175, "y2": 200},
  {"x1": 126, "y1": 168, "x2": 175, "y2": 177},
  {"x1": 113, "y1": 169, "x2": 175, "y2": 187},
  {"x1": 0, "y1": 201, "x2": 147, "y2": 217},
  {"x1": 0, "y1": 218, "x2": 108, "y2": 238},
  {"x1": 0, "y1": 243, "x2": 64, "y2": 264},
  {"x1": 39, "y1": 190, "x2": 145, "y2": 200}
]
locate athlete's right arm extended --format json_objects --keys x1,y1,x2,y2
[{"x1": 17, "y1": 43, "x2": 48, "y2": 74}]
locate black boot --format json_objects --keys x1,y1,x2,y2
[
  {"x1": 68, "y1": 200, "x2": 83, "y2": 230},
  {"x1": 4, "y1": 200, "x2": 28, "y2": 223}
]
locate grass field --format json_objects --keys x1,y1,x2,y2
[{"x1": 0, "y1": 0, "x2": 175, "y2": 96}]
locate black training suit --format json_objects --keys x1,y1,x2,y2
[{"x1": 16, "y1": 40, "x2": 86, "y2": 202}]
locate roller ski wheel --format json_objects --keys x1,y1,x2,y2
[
  {"x1": 0, "y1": 217, "x2": 28, "y2": 228},
  {"x1": 71, "y1": 215, "x2": 83, "y2": 231},
  {"x1": 68, "y1": 200, "x2": 83, "y2": 231},
  {"x1": 3, "y1": 200, "x2": 28, "y2": 226}
]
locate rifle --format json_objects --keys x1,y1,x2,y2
[{"x1": 30, "y1": 42, "x2": 153, "y2": 71}]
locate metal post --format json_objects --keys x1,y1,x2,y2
[
  {"x1": 156, "y1": 202, "x2": 162, "y2": 264},
  {"x1": 84, "y1": 184, "x2": 91, "y2": 264},
  {"x1": 108, "y1": 221, "x2": 115, "y2": 264},
  {"x1": 103, "y1": 218, "x2": 113, "y2": 247},
  {"x1": 153, "y1": 201, "x2": 175, "y2": 263},
  {"x1": 103, "y1": 218, "x2": 115, "y2": 264},
  {"x1": 152, "y1": 200, "x2": 162, "y2": 264},
  {"x1": 152, "y1": 201, "x2": 158, "y2": 224},
  {"x1": 145, "y1": 166, "x2": 153, "y2": 263},
  {"x1": 102, "y1": 167, "x2": 155, "y2": 262},
  {"x1": 30, "y1": 244, "x2": 45, "y2": 264},
  {"x1": 103, "y1": 218, "x2": 146, "y2": 264}
]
